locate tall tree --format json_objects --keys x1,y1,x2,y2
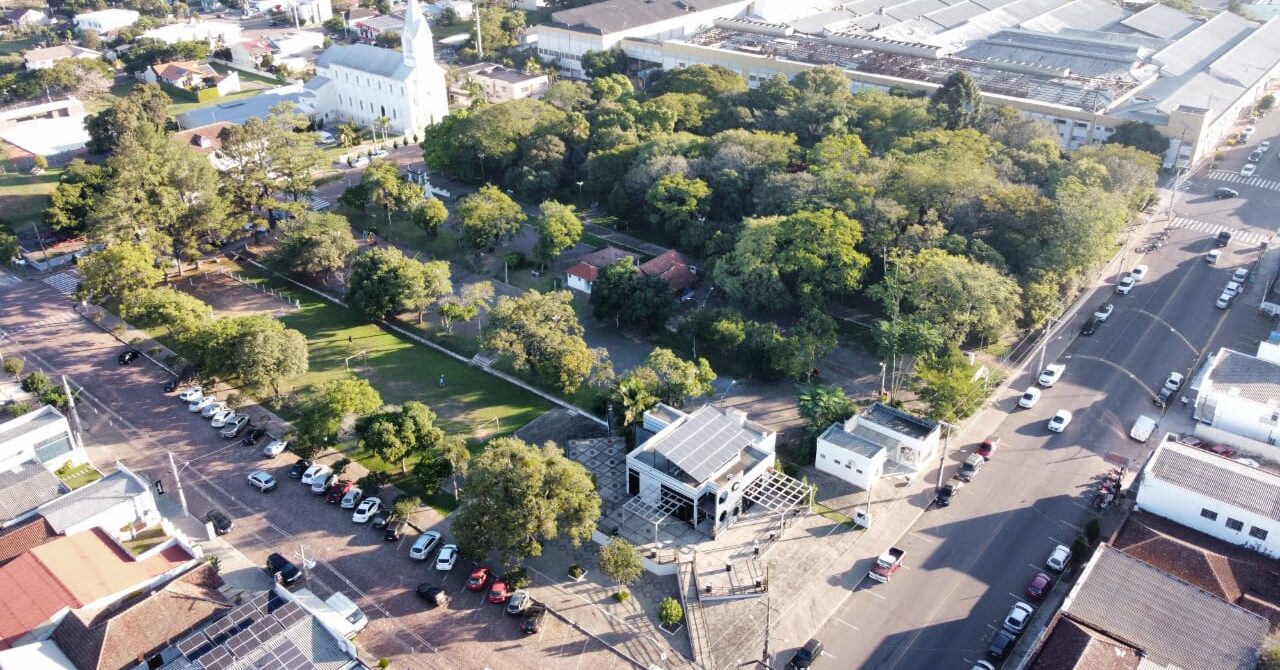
[
  {"x1": 269, "y1": 212, "x2": 357, "y2": 278},
  {"x1": 798, "y1": 385, "x2": 855, "y2": 433},
  {"x1": 589, "y1": 261, "x2": 673, "y2": 332},
  {"x1": 295, "y1": 378, "x2": 383, "y2": 450},
  {"x1": 411, "y1": 198, "x2": 449, "y2": 237},
  {"x1": 871, "y1": 248, "x2": 1021, "y2": 345},
  {"x1": 76, "y1": 243, "x2": 163, "y2": 302},
  {"x1": 598, "y1": 538, "x2": 643, "y2": 593},
  {"x1": 930, "y1": 71, "x2": 983, "y2": 131},
  {"x1": 645, "y1": 174, "x2": 710, "y2": 243},
  {"x1": 450, "y1": 437, "x2": 601, "y2": 566},
  {"x1": 235, "y1": 320, "x2": 309, "y2": 398},
  {"x1": 119, "y1": 287, "x2": 213, "y2": 336},
  {"x1": 44, "y1": 160, "x2": 109, "y2": 234},
  {"x1": 617, "y1": 348, "x2": 715, "y2": 407},
  {"x1": 347, "y1": 246, "x2": 451, "y2": 320},
  {"x1": 456, "y1": 184, "x2": 527, "y2": 250},
  {"x1": 531, "y1": 200, "x2": 582, "y2": 267},
  {"x1": 481, "y1": 290, "x2": 610, "y2": 395},
  {"x1": 359, "y1": 401, "x2": 446, "y2": 473},
  {"x1": 84, "y1": 84, "x2": 169, "y2": 154},
  {"x1": 438, "y1": 281, "x2": 495, "y2": 334},
  {"x1": 361, "y1": 160, "x2": 422, "y2": 229}
]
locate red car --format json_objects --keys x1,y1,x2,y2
[
  {"x1": 325, "y1": 480, "x2": 355, "y2": 504},
  {"x1": 466, "y1": 566, "x2": 490, "y2": 591},
  {"x1": 1025, "y1": 572, "x2": 1053, "y2": 601},
  {"x1": 977, "y1": 436, "x2": 1000, "y2": 460},
  {"x1": 1210, "y1": 444, "x2": 1236, "y2": 457},
  {"x1": 488, "y1": 579, "x2": 509, "y2": 603}
]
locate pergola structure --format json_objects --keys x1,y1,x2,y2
[
  {"x1": 623, "y1": 485, "x2": 688, "y2": 544},
  {"x1": 743, "y1": 470, "x2": 813, "y2": 532}
]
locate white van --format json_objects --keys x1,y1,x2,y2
[
  {"x1": 1130, "y1": 415, "x2": 1157, "y2": 442},
  {"x1": 290, "y1": 589, "x2": 368, "y2": 639}
]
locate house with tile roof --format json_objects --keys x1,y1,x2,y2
[
  {"x1": 0, "y1": 517, "x2": 57, "y2": 567},
  {"x1": 638, "y1": 249, "x2": 696, "y2": 295},
  {"x1": 1192, "y1": 348, "x2": 1280, "y2": 447},
  {"x1": 1136, "y1": 436, "x2": 1280, "y2": 558},
  {"x1": 565, "y1": 247, "x2": 636, "y2": 294},
  {"x1": 145, "y1": 61, "x2": 240, "y2": 98},
  {"x1": 1025, "y1": 543, "x2": 1268, "y2": 670},
  {"x1": 22, "y1": 45, "x2": 101, "y2": 71},
  {"x1": 5, "y1": 8, "x2": 50, "y2": 29}
]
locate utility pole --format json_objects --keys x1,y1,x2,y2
[
  {"x1": 935, "y1": 425, "x2": 952, "y2": 491},
  {"x1": 167, "y1": 452, "x2": 189, "y2": 516},
  {"x1": 1036, "y1": 315, "x2": 1060, "y2": 374},
  {"x1": 474, "y1": 6, "x2": 482, "y2": 59},
  {"x1": 760, "y1": 587, "x2": 772, "y2": 668},
  {"x1": 61, "y1": 376, "x2": 85, "y2": 451}
]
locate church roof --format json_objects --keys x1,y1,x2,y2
[{"x1": 315, "y1": 43, "x2": 412, "y2": 80}]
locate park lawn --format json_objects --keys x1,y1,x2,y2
[{"x1": 0, "y1": 167, "x2": 64, "y2": 233}]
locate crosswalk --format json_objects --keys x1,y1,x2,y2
[
  {"x1": 1207, "y1": 170, "x2": 1280, "y2": 192},
  {"x1": 42, "y1": 270, "x2": 80, "y2": 297},
  {"x1": 1168, "y1": 217, "x2": 1267, "y2": 245}
]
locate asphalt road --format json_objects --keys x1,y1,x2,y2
[{"x1": 816, "y1": 119, "x2": 1280, "y2": 668}]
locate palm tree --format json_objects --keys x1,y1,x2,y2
[
  {"x1": 374, "y1": 116, "x2": 392, "y2": 150},
  {"x1": 614, "y1": 379, "x2": 657, "y2": 428},
  {"x1": 440, "y1": 435, "x2": 470, "y2": 501},
  {"x1": 797, "y1": 385, "x2": 855, "y2": 434},
  {"x1": 337, "y1": 122, "x2": 358, "y2": 148}
]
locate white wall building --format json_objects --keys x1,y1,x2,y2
[
  {"x1": 302, "y1": 0, "x2": 447, "y2": 135},
  {"x1": 1136, "y1": 437, "x2": 1280, "y2": 557},
  {"x1": 533, "y1": 0, "x2": 753, "y2": 79},
  {"x1": 245, "y1": 0, "x2": 334, "y2": 24},
  {"x1": 73, "y1": 9, "x2": 140, "y2": 33},
  {"x1": 453, "y1": 63, "x2": 550, "y2": 103},
  {"x1": 0, "y1": 405, "x2": 86, "y2": 473},
  {"x1": 141, "y1": 19, "x2": 244, "y2": 48},
  {"x1": 1192, "y1": 348, "x2": 1280, "y2": 447},
  {"x1": 35, "y1": 465, "x2": 160, "y2": 537},
  {"x1": 815, "y1": 402, "x2": 941, "y2": 489}
]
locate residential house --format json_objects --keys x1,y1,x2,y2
[
  {"x1": 245, "y1": 0, "x2": 334, "y2": 24},
  {"x1": 1191, "y1": 348, "x2": 1280, "y2": 447},
  {"x1": 36, "y1": 467, "x2": 160, "y2": 537},
  {"x1": 230, "y1": 32, "x2": 324, "y2": 72},
  {"x1": 73, "y1": 9, "x2": 140, "y2": 34},
  {"x1": 0, "y1": 517, "x2": 57, "y2": 566},
  {"x1": 175, "y1": 121, "x2": 236, "y2": 169},
  {"x1": 23, "y1": 45, "x2": 102, "y2": 71},
  {"x1": 639, "y1": 249, "x2": 696, "y2": 295},
  {"x1": 452, "y1": 62, "x2": 550, "y2": 104},
  {"x1": 355, "y1": 13, "x2": 404, "y2": 40},
  {"x1": 626, "y1": 404, "x2": 796, "y2": 537},
  {"x1": 1024, "y1": 544, "x2": 1268, "y2": 670},
  {"x1": 5, "y1": 8, "x2": 50, "y2": 29},
  {"x1": 1135, "y1": 436, "x2": 1280, "y2": 557},
  {"x1": 146, "y1": 61, "x2": 241, "y2": 97},
  {"x1": 141, "y1": 19, "x2": 243, "y2": 48},
  {"x1": 344, "y1": 6, "x2": 377, "y2": 28},
  {"x1": 0, "y1": 461, "x2": 66, "y2": 529},
  {"x1": 815, "y1": 402, "x2": 941, "y2": 489},
  {"x1": 565, "y1": 247, "x2": 635, "y2": 294},
  {"x1": 0, "y1": 405, "x2": 87, "y2": 474},
  {"x1": 426, "y1": 0, "x2": 473, "y2": 20}
]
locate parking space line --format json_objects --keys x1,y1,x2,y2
[
  {"x1": 833, "y1": 617, "x2": 859, "y2": 631},
  {"x1": 863, "y1": 589, "x2": 887, "y2": 600},
  {"x1": 1048, "y1": 536, "x2": 1065, "y2": 545}
]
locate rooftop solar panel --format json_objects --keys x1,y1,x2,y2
[
  {"x1": 226, "y1": 628, "x2": 256, "y2": 656},
  {"x1": 273, "y1": 601, "x2": 305, "y2": 627},
  {"x1": 201, "y1": 646, "x2": 234, "y2": 670},
  {"x1": 177, "y1": 633, "x2": 212, "y2": 659},
  {"x1": 650, "y1": 407, "x2": 753, "y2": 483}
]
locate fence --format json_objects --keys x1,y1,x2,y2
[{"x1": 206, "y1": 270, "x2": 302, "y2": 310}]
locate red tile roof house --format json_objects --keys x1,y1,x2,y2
[
  {"x1": 0, "y1": 528, "x2": 197, "y2": 649},
  {"x1": 566, "y1": 247, "x2": 696, "y2": 295}
]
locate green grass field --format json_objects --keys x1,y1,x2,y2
[{"x1": 0, "y1": 168, "x2": 64, "y2": 234}]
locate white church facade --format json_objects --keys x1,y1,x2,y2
[{"x1": 301, "y1": 0, "x2": 447, "y2": 136}]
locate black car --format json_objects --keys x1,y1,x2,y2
[
  {"x1": 988, "y1": 629, "x2": 1017, "y2": 660},
  {"x1": 416, "y1": 583, "x2": 448, "y2": 606},
  {"x1": 384, "y1": 520, "x2": 407, "y2": 541},
  {"x1": 1080, "y1": 317, "x2": 1100, "y2": 336},
  {"x1": 163, "y1": 378, "x2": 180, "y2": 392},
  {"x1": 117, "y1": 349, "x2": 142, "y2": 365},
  {"x1": 520, "y1": 602, "x2": 548, "y2": 634},
  {"x1": 789, "y1": 639, "x2": 824, "y2": 669},
  {"x1": 288, "y1": 459, "x2": 310, "y2": 479},
  {"x1": 241, "y1": 428, "x2": 267, "y2": 446},
  {"x1": 205, "y1": 509, "x2": 234, "y2": 535},
  {"x1": 1214, "y1": 187, "x2": 1238, "y2": 199},
  {"x1": 1154, "y1": 386, "x2": 1174, "y2": 408},
  {"x1": 935, "y1": 481, "x2": 962, "y2": 507},
  {"x1": 1217, "y1": 230, "x2": 1233, "y2": 246},
  {"x1": 372, "y1": 510, "x2": 394, "y2": 529},
  {"x1": 265, "y1": 553, "x2": 302, "y2": 585}
]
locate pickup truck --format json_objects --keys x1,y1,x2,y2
[{"x1": 867, "y1": 547, "x2": 905, "y2": 583}]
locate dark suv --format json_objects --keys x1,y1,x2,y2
[
  {"x1": 987, "y1": 629, "x2": 1016, "y2": 659},
  {"x1": 958, "y1": 454, "x2": 984, "y2": 482},
  {"x1": 1217, "y1": 230, "x2": 1233, "y2": 246},
  {"x1": 1080, "y1": 317, "x2": 1100, "y2": 336},
  {"x1": 789, "y1": 639, "x2": 824, "y2": 668},
  {"x1": 520, "y1": 602, "x2": 547, "y2": 634},
  {"x1": 265, "y1": 553, "x2": 302, "y2": 585}
]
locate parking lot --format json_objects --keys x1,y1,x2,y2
[{"x1": 0, "y1": 276, "x2": 640, "y2": 670}]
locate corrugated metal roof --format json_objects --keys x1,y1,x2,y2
[
  {"x1": 818, "y1": 424, "x2": 884, "y2": 458},
  {"x1": 1205, "y1": 348, "x2": 1280, "y2": 406},
  {"x1": 38, "y1": 470, "x2": 145, "y2": 533},
  {"x1": 1152, "y1": 11, "x2": 1253, "y2": 77},
  {"x1": 315, "y1": 43, "x2": 412, "y2": 80},
  {"x1": 0, "y1": 461, "x2": 64, "y2": 524},
  {"x1": 1149, "y1": 442, "x2": 1280, "y2": 523},
  {"x1": 1120, "y1": 2, "x2": 1197, "y2": 39}
]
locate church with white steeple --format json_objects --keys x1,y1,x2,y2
[{"x1": 301, "y1": 0, "x2": 448, "y2": 136}]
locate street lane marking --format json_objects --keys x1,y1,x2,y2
[
  {"x1": 863, "y1": 589, "x2": 887, "y2": 600},
  {"x1": 834, "y1": 618, "x2": 859, "y2": 630}
]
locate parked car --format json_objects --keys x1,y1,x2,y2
[
  {"x1": 1216, "y1": 291, "x2": 1234, "y2": 309},
  {"x1": 1235, "y1": 457, "x2": 1261, "y2": 468},
  {"x1": 300, "y1": 464, "x2": 331, "y2": 486},
  {"x1": 1025, "y1": 572, "x2": 1053, "y2": 601},
  {"x1": 520, "y1": 603, "x2": 548, "y2": 635},
  {"x1": 788, "y1": 639, "x2": 823, "y2": 669},
  {"x1": 1003, "y1": 601, "x2": 1034, "y2": 634},
  {"x1": 1176, "y1": 434, "x2": 1205, "y2": 449},
  {"x1": 435, "y1": 544, "x2": 459, "y2": 571},
  {"x1": 1154, "y1": 386, "x2": 1174, "y2": 408},
  {"x1": 1038, "y1": 363, "x2": 1065, "y2": 387},
  {"x1": 1233, "y1": 267, "x2": 1250, "y2": 283},
  {"x1": 987, "y1": 629, "x2": 1017, "y2": 660},
  {"x1": 163, "y1": 378, "x2": 181, "y2": 393},
  {"x1": 1047, "y1": 410, "x2": 1073, "y2": 433},
  {"x1": 263, "y1": 439, "x2": 288, "y2": 458},
  {"x1": 935, "y1": 479, "x2": 963, "y2": 507},
  {"x1": 352, "y1": 497, "x2": 382, "y2": 523},
  {"x1": 1093, "y1": 303, "x2": 1113, "y2": 322},
  {"x1": 1018, "y1": 387, "x2": 1041, "y2": 409},
  {"x1": 178, "y1": 386, "x2": 204, "y2": 402},
  {"x1": 970, "y1": 663, "x2": 995, "y2": 670},
  {"x1": 247, "y1": 470, "x2": 277, "y2": 492},
  {"x1": 467, "y1": 566, "x2": 491, "y2": 591},
  {"x1": 488, "y1": 579, "x2": 510, "y2": 603},
  {"x1": 209, "y1": 409, "x2": 236, "y2": 428},
  {"x1": 351, "y1": 156, "x2": 370, "y2": 168},
  {"x1": 1210, "y1": 443, "x2": 1237, "y2": 457},
  {"x1": 265, "y1": 553, "x2": 302, "y2": 585},
  {"x1": 1116, "y1": 274, "x2": 1135, "y2": 294},
  {"x1": 201, "y1": 401, "x2": 227, "y2": 418},
  {"x1": 977, "y1": 436, "x2": 1000, "y2": 459},
  {"x1": 1080, "y1": 317, "x2": 1100, "y2": 336},
  {"x1": 118, "y1": 349, "x2": 142, "y2": 365},
  {"x1": 327, "y1": 480, "x2": 355, "y2": 503},
  {"x1": 1262, "y1": 140, "x2": 1272, "y2": 152},
  {"x1": 410, "y1": 531, "x2": 442, "y2": 560},
  {"x1": 205, "y1": 509, "x2": 234, "y2": 535},
  {"x1": 371, "y1": 149, "x2": 389, "y2": 159},
  {"x1": 506, "y1": 589, "x2": 530, "y2": 615},
  {"x1": 311, "y1": 473, "x2": 338, "y2": 494},
  {"x1": 241, "y1": 427, "x2": 267, "y2": 445},
  {"x1": 189, "y1": 396, "x2": 215, "y2": 413},
  {"x1": 340, "y1": 487, "x2": 364, "y2": 509},
  {"x1": 221, "y1": 416, "x2": 251, "y2": 438},
  {"x1": 384, "y1": 520, "x2": 406, "y2": 541},
  {"x1": 1213, "y1": 187, "x2": 1238, "y2": 199},
  {"x1": 1217, "y1": 230, "x2": 1233, "y2": 247},
  {"x1": 1046, "y1": 544, "x2": 1071, "y2": 572},
  {"x1": 289, "y1": 459, "x2": 310, "y2": 479},
  {"x1": 372, "y1": 509, "x2": 394, "y2": 529},
  {"x1": 1164, "y1": 372, "x2": 1184, "y2": 392},
  {"x1": 1129, "y1": 265, "x2": 1148, "y2": 281},
  {"x1": 1250, "y1": 149, "x2": 1263, "y2": 162},
  {"x1": 416, "y1": 583, "x2": 447, "y2": 606},
  {"x1": 957, "y1": 454, "x2": 984, "y2": 482},
  {"x1": 1225, "y1": 280, "x2": 1242, "y2": 297}
]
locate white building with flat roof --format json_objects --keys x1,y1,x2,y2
[
  {"x1": 815, "y1": 402, "x2": 941, "y2": 489},
  {"x1": 141, "y1": 19, "x2": 243, "y2": 48},
  {"x1": 73, "y1": 9, "x2": 140, "y2": 33},
  {"x1": 1192, "y1": 348, "x2": 1280, "y2": 447},
  {"x1": 0, "y1": 406, "x2": 85, "y2": 473},
  {"x1": 1137, "y1": 437, "x2": 1280, "y2": 558}
]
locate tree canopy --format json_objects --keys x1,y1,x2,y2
[{"x1": 481, "y1": 291, "x2": 611, "y2": 394}]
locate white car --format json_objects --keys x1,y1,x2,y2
[
  {"x1": 1047, "y1": 409, "x2": 1072, "y2": 433},
  {"x1": 352, "y1": 156, "x2": 370, "y2": 168},
  {"x1": 1224, "y1": 281, "x2": 1242, "y2": 297},
  {"x1": 263, "y1": 439, "x2": 288, "y2": 458},
  {"x1": 189, "y1": 396, "x2": 215, "y2": 413},
  {"x1": 1216, "y1": 291, "x2": 1234, "y2": 309},
  {"x1": 506, "y1": 589, "x2": 531, "y2": 615},
  {"x1": 409, "y1": 531, "x2": 442, "y2": 560},
  {"x1": 1261, "y1": 140, "x2": 1272, "y2": 152},
  {"x1": 1235, "y1": 457, "x2": 1261, "y2": 468},
  {"x1": 1003, "y1": 602, "x2": 1034, "y2": 634},
  {"x1": 371, "y1": 149, "x2": 388, "y2": 159},
  {"x1": 210, "y1": 409, "x2": 236, "y2": 428},
  {"x1": 1129, "y1": 265, "x2": 1148, "y2": 282},
  {"x1": 1018, "y1": 387, "x2": 1041, "y2": 409},
  {"x1": 435, "y1": 544, "x2": 459, "y2": 571},
  {"x1": 1206, "y1": 249, "x2": 1221, "y2": 264},
  {"x1": 178, "y1": 386, "x2": 203, "y2": 402},
  {"x1": 310, "y1": 472, "x2": 337, "y2": 494},
  {"x1": 352, "y1": 497, "x2": 382, "y2": 523},
  {"x1": 1038, "y1": 364, "x2": 1065, "y2": 387},
  {"x1": 1163, "y1": 372, "x2": 1184, "y2": 392},
  {"x1": 1093, "y1": 303, "x2": 1113, "y2": 322},
  {"x1": 247, "y1": 470, "x2": 277, "y2": 492},
  {"x1": 1046, "y1": 544, "x2": 1071, "y2": 572},
  {"x1": 300, "y1": 464, "x2": 330, "y2": 486},
  {"x1": 201, "y1": 401, "x2": 227, "y2": 418},
  {"x1": 1232, "y1": 267, "x2": 1249, "y2": 283},
  {"x1": 315, "y1": 131, "x2": 336, "y2": 146},
  {"x1": 1242, "y1": 163, "x2": 1257, "y2": 178},
  {"x1": 340, "y1": 488, "x2": 364, "y2": 509},
  {"x1": 1116, "y1": 274, "x2": 1135, "y2": 295}
]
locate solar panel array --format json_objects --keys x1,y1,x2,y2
[
  {"x1": 172, "y1": 590, "x2": 317, "y2": 670},
  {"x1": 650, "y1": 407, "x2": 754, "y2": 483}
]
